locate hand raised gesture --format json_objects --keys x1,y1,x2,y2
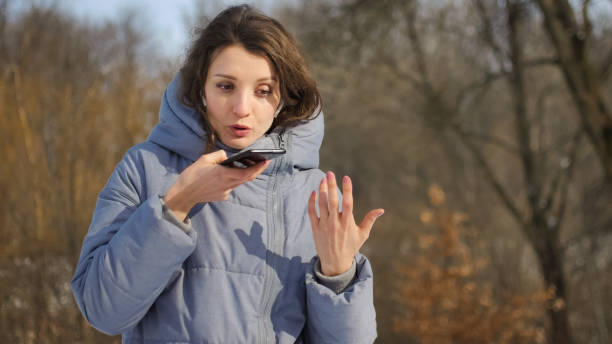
[{"x1": 307, "y1": 171, "x2": 384, "y2": 276}]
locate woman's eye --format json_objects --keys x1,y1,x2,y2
[
  {"x1": 217, "y1": 83, "x2": 233, "y2": 91},
  {"x1": 256, "y1": 87, "x2": 272, "y2": 96}
]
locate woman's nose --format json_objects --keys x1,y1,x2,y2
[{"x1": 232, "y1": 92, "x2": 251, "y2": 117}]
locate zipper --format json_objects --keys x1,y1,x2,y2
[
  {"x1": 259, "y1": 132, "x2": 286, "y2": 343},
  {"x1": 278, "y1": 131, "x2": 286, "y2": 150}
]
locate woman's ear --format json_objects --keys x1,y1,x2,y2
[
  {"x1": 202, "y1": 96, "x2": 207, "y2": 107},
  {"x1": 274, "y1": 100, "x2": 284, "y2": 118}
]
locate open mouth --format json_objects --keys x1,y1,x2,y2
[
  {"x1": 230, "y1": 124, "x2": 251, "y2": 137},
  {"x1": 232, "y1": 124, "x2": 249, "y2": 131}
]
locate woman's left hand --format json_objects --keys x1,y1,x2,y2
[{"x1": 307, "y1": 171, "x2": 384, "y2": 276}]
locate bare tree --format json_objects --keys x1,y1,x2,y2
[{"x1": 391, "y1": 1, "x2": 580, "y2": 342}]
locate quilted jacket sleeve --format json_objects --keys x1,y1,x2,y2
[
  {"x1": 70, "y1": 151, "x2": 197, "y2": 335},
  {"x1": 304, "y1": 252, "x2": 377, "y2": 343}
]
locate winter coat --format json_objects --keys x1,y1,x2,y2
[{"x1": 71, "y1": 73, "x2": 377, "y2": 343}]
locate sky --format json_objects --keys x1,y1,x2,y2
[
  {"x1": 23, "y1": 0, "x2": 611, "y2": 61},
  {"x1": 14, "y1": 0, "x2": 290, "y2": 60},
  {"x1": 64, "y1": 0, "x2": 197, "y2": 58}
]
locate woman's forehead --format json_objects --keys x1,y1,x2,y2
[{"x1": 208, "y1": 44, "x2": 276, "y2": 81}]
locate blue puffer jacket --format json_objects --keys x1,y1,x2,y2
[{"x1": 71, "y1": 73, "x2": 377, "y2": 343}]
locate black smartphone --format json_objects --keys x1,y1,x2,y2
[{"x1": 220, "y1": 148, "x2": 286, "y2": 168}]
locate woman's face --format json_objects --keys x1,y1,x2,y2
[{"x1": 204, "y1": 44, "x2": 281, "y2": 149}]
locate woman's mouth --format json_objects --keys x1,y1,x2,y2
[{"x1": 230, "y1": 124, "x2": 251, "y2": 137}]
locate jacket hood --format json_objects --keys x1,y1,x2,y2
[{"x1": 147, "y1": 72, "x2": 323, "y2": 171}]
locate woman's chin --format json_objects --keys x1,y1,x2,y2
[{"x1": 219, "y1": 136, "x2": 254, "y2": 150}]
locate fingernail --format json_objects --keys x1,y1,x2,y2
[
  {"x1": 343, "y1": 175, "x2": 349, "y2": 184},
  {"x1": 321, "y1": 177, "x2": 326, "y2": 185},
  {"x1": 326, "y1": 171, "x2": 334, "y2": 181},
  {"x1": 376, "y1": 210, "x2": 385, "y2": 218}
]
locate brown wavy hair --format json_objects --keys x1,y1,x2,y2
[{"x1": 180, "y1": 4, "x2": 321, "y2": 151}]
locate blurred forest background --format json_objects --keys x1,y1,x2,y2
[{"x1": 1, "y1": 0, "x2": 611, "y2": 343}]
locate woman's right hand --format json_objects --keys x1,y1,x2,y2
[{"x1": 163, "y1": 150, "x2": 270, "y2": 222}]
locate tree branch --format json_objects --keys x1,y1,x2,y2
[
  {"x1": 562, "y1": 220, "x2": 612, "y2": 252},
  {"x1": 507, "y1": 0, "x2": 541, "y2": 222},
  {"x1": 472, "y1": 0, "x2": 508, "y2": 71},
  {"x1": 456, "y1": 57, "x2": 557, "y2": 109},
  {"x1": 452, "y1": 124, "x2": 526, "y2": 229},
  {"x1": 456, "y1": 70, "x2": 508, "y2": 107},
  {"x1": 403, "y1": 1, "x2": 435, "y2": 96},
  {"x1": 599, "y1": 50, "x2": 612, "y2": 82},
  {"x1": 581, "y1": 0, "x2": 593, "y2": 44},
  {"x1": 379, "y1": 53, "x2": 427, "y2": 94},
  {"x1": 540, "y1": 131, "x2": 582, "y2": 216},
  {"x1": 552, "y1": 132, "x2": 581, "y2": 231},
  {"x1": 523, "y1": 57, "x2": 560, "y2": 67},
  {"x1": 536, "y1": 0, "x2": 612, "y2": 180},
  {"x1": 456, "y1": 128, "x2": 519, "y2": 155}
]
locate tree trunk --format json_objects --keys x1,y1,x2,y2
[
  {"x1": 531, "y1": 224, "x2": 575, "y2": 344},
  {"x1": 506, "y1": 3, "x2": 577, "y2": 342}
]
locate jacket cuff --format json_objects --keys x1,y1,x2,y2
[
  {"x1": 304, "y1": 253, "x2": 377, "y2": 343},
  {"x1": 159, "y1": 196, "x2": 192, "y2": 233},
  {"x1": 314, "y1": 258, "x2": 357, "y2": 294}
]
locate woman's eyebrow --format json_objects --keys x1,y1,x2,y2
[{"x1": 213, "y1": 73, "x2": 277, "y2": 82}]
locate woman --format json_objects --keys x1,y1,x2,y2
[{"x1": 71, "y1": 4, "x2": 383, "y2": 343}]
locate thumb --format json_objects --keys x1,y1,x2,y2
[
  {"x1": 359, "y1": 209, "x2": 385, "y2": 233},
  {"x1": 200, "y1": 150, "x2": 227, "y2": 164}
]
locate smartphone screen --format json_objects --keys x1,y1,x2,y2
[{"x1": 220, "y1": 149, "x2": 286, "y2": 168}]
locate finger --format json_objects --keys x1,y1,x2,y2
[
  {"x1": 246, "y1": 160, "x2": 270, "y2": 179},
  {"x1": 221, "y1": 166, "x2": 249, "y2": 181},
  {"x1": 326, "y1": 171, "x2": 339, "y2": 217},
  {"x1": 229, "y1": 160, "x2": 270, "y2": 182},
  {"x1": 222, "y1": 160, "x2": 270, "y2": 185},
  {"x1": 358, "y1": 209, "x2": 385, "y2": 238},
  {"x1": 341, "y1": 175, "x2": 353, "y2": 220},
  {"x1": 318, "y1": 176, "x2": 329, "y2": 219},
  {"x1": 307, "y1": 190, "x2": 319, "y2": 230},
  {"x1": 201, "y1": 150, "x2": 227, "y2": 164}
]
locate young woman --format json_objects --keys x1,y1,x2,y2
[{"x1": 71, "y1": 5, "x2": 383, "y2": 343}]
